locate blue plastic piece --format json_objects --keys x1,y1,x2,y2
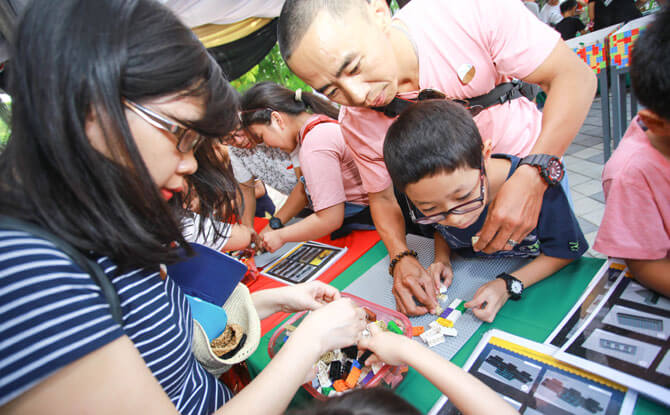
[{"x1": 185, "y1": 294, "x2": 228, "y2": 340}]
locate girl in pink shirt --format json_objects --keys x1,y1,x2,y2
[{"x1": 241, "y1": 82, "x2": 372, "y2": 253}]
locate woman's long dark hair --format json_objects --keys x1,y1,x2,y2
[
  {"x1": 0, "y1": 0, "x2": 238, "y2": 270},
  {"x1": 240, "y1": 81, "x2": 339, "y2": 128}
]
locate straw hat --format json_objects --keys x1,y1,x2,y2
[{"x1": 191, "y1": 283, "x2": 261, "y2": 376}]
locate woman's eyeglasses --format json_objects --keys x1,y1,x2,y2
[
  {"x1": 123, "y1": 99, "x2": 204, "y2": 153},
  {"x1": 406, "y1": 163, "x2": 487, "y2": 225}
]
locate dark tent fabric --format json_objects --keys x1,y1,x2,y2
[{"x1": 208, "y1": 18, "x2": 278, "y2": 81}]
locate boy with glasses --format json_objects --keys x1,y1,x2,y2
[{"x1": 384, "y1": 100, "x2": 587, "y2": 322}]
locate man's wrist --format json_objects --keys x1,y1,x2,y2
[
  {"x1": 389, "y1": 249, "x2": 418, "y2": 276},
  {"x1": 515, "y1": 164, "x2": 549, "y2": 189}
]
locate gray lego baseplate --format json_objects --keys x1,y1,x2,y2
[{"x1": 344, "y1": 234, "x2": 529, "y2": 361}]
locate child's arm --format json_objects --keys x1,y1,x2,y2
[
  {"x1": 239, "y1": 178, "x2": 257, "y2": 228},
  {"x1": 427, "y1": 231, "x2": 454, "y2": 290},
  {"x1": 222, "y1": 223, "x2": 252, "y2": 251},
  {"x1": 260, "y1": 167, "x2": 308, "y2": 236},
  {"x1": 466, "y1": 254, "x2": 573, "y2": 322},
  {"x1": 261, "y1": 203, "x2": 344, "y2": 253},
  {"x1": 625, "y1": 258, "x2": 670, "y2": 297},
  {"x1": 359, "y1": 325, "x2": 518, "y2": 415}
]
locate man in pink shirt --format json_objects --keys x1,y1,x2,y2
[
  {"x1": 278, "y1": 0, "x2": 596, "y2": 315},
  {"x1": 594, "y1": 9, "x2": 670, "y2": 297}
]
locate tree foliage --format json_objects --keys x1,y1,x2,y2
[{"x1": 231, "y1": 44, "x2": 312, "y2": 93}]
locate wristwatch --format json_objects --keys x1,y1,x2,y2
[
  {"x1": 269, "y1": 216, "x2": 284, "y2": 230},
  {"x1": 519, "y1": 154, "x2": 564, "y2": 186},
  {"x1": 496, "y1": 272, "x2": 524, "y2": 301}
]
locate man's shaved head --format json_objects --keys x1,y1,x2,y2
[{"x1": 278, "y1": 0, "x2": 369, "y2": 61}]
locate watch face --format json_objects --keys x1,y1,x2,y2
[
  {"x1": 511, "y1": 280, "x2": 523, "y2": 294},
  {"x1": 544, "y1": 158, "x2": 564, "y2": 184},
  {"x1": 269, "y1": 217, "x2": 282, "y2": 229}
]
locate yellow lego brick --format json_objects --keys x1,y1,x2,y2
[{"x1": 436, "y1": 317, "x2": 453, "y2": 328}]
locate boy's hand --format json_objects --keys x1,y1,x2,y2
[
  {"x1": 261, "y1": 230, "x2": 284, "y2": 253},
  {"x1": 427, "y1": 261, "x2": 454, "y2": 292},
  {"x1": 358, "y1": 323, "x2": 412, "y2": 366},
  {"x1": 474, "y1": 166, "x2": 546, "y2": 254},
  {"x1": 464, "y1": 279, "x2": 509, "y2": 323},
  {"x1": 392, "y1": 256, "x2": 438, "y2": 316},
  {"x1": 275, "y1": 281, "x2": 341, "y2": 313}
]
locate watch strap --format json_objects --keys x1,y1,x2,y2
[{"x1": 496, "y1": 272, "x2": 523, "y2": 300}]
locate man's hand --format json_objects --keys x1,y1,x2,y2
[
  {"x1": 464, "y1": 278, "x2": 509, "y2": 323},
  {"x1": 427, "y1": 261, "x2": 454, "y2": 292},
  {"x1": 474, "y1": 165, "x2": 546, "y2": 254},
  {"x1": 392, "y1": 255, "x2": 438, "y2": 316}
]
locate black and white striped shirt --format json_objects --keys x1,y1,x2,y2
[{"x1": 0, "y1": 230, "x2": 232, "y2": 413}]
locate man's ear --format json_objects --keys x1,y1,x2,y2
[
  {"x1": 639, "y1": 109, "x2": 670, "y2": 137},
  {"x1": 368, "y1": 0, "x2": 392, "y2": 31}
]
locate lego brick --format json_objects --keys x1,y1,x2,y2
[
  {"x1": 412, "y1": 326, "x2": 425, "y2": 336},
  {"x1": 456, "y1": 300, "x2": 466, "y2": 312},
  {"x1": 426, "y1": 334, "x2": 445, "y2": 347},
  {"x1": 329, "y1": 360, "x2": 342, "y2": 381},
  {"x1": 439, "y1": 307, "x2": 454, "y2": 319},
  {"x1": 359, "y1": 350, "x2": 373, "y2": 364},
  {"x1": 359, "y1": 370, "x2": 375, "y2": 385},
  {"x1": 446, "y1": 309, "x2": 462, "y2": 323},
  {"x1": 321, "y1": 386, "x2": 334, "y2": 396},
  {"x1": 371, "y1": 361, "x2": 383, "y2": 374},
  {"x1": 387, "y1": 320, "x2": 403, "y2": 334},
  {"x1": 363, "y1": 307, "x2": 377, "y2": 322},
  {"x1": 342, "y1": 345, "x2": 359, "y2": 360},
  {"x1": 436, "y1": 317, "x2": 453, "y2": 328},
  {"x1": 333, "y1": 379, "x2": 349, "y2": 392},
  {"x1": 439, "y1": 284, "x2": 448, "y2": 294},
  {"x1": 345, "y1": 362, "x2": 362, "y2": 388}
]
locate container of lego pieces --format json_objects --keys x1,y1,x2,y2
[{"x1": 267, "y1": 292, "x2": 412, "y2": 400}]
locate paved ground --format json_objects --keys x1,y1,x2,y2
[{"x1": 268, "y1": 94, "x2": 620, "y2": 259}]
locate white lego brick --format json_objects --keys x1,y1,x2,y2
[
  {"x1": 439, "y1": 283, "x2": 448, "y2": 294},
  {"x1": 440, "y1": 327, "x2": 458, "y2": 337},
  {"x1": 371, "y1": 361, "x2": 383, "y2": 374},
  {"x1": 446, "y1": 309, "x2": 462, "y2": 323},
  {"x1": 426, "y1": 335, "x2": 446, "y2": 347}
]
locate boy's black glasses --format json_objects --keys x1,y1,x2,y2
[
  {"x1": 405, "y1": 163, "x2": 487, "y2": 225},
  {"x1": 123, "y1": 99, "x2": 204, "y2": 153}
]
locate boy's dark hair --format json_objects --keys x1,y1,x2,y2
[
  {"x1": 290, "y1": 388, "x2": 421, "y2": 415},
  {"x1": 0, "y1": 0, "x2": 237, "y2": 271},
  {"x1": 560, "y1": 0, "x2": 577, "y2": 14},
  {"x1": 278, "y1": 0, "x2": 370, "y2": 61},
  {"x1": 240, "y1": 81, "x2": 339, "y2": 129},
  {"x1": 383, "y1": 100, "x2": 482, "y2": 193},
  {"x1": 631, "y1": 7, "x2": 670, "y2": 121}
]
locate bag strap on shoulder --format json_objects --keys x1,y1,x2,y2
[{"x1": 0, "y1": 215, "x2": 123, "y2": 325}]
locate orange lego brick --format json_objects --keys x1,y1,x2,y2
[
  {"x1": 333, "y1": 379, "x2": 349, "y2": 392},
  {"x1": 412, "y1": 326, "x2": 425, "y2": 336}
]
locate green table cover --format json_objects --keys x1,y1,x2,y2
[{"x1": 247, "y1": 241, "x2": 667, "y2": 414}]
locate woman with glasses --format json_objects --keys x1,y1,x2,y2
[
  {"x1": 0, "y1": 1, "x2": 367, "y2": 413},
  {"x1": 240, "y1": 82, "x2": 373, "y2": 253}
]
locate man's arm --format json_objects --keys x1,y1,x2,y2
[
  {"x1": 475, "y1": 40, "x2": 596, "y2": 254},
  {"x1": 626, "y1": 258, "x2": 670, "y2": 298},
  {"x1": 369, "y1": 186, "x2": 438, "y2": 315}
]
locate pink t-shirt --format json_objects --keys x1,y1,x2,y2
[
  {"x1": 298, "y1": 115, "x2": 369, "y2": 212},
  {"x1": 340, "y1": 0, "x2": 561, "y2": 193},
  {"x1": 594, "y1": 117, "x2": 670, "y2": 260}
]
